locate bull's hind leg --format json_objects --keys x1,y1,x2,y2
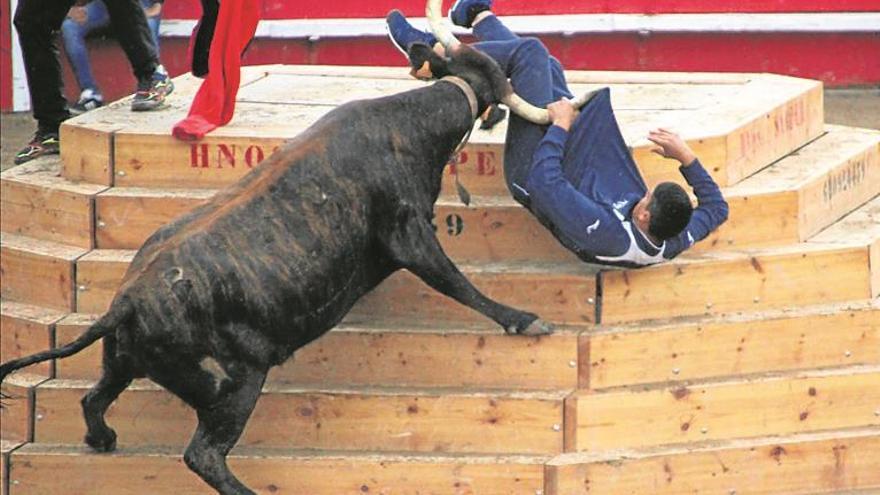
[
  {"x1": 385, "y1": 212, "x2": 553, "y2": 335},
  {"x1": 81, "y1": 334, "x2": 140, "y2": 452},
  {"x1": 184, "y1": 365, "x2": 266, "y2": 495}
]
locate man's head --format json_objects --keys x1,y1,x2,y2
[{"x1": 632, "y1": 182, "x2": 693, "y2": 241}]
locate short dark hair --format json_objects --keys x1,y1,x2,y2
[{"x1": 648, "y1": 182, "x2": 693, "y2": 240}]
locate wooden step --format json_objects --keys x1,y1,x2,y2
[
  {"x1": 60, "y1": 67, "x2": 822, "y2": 189},
  {"x1": 33, "y1": 380, "x2": 567, "y2": 454},
  {"x1": 0, "y1": 373, "x2": 47, "y2": 444},
  {"x1": 564, "y1": 366, "x2": 880, "y2": 452},
  {"x1": 73, "y1": 252, "x2": 601, "y2": 324},
  {"x1": 0, "y1": 234, "x2": 87, "y2": 312},
  {"x1": 54, "y1": 314, "x2": 581, "y2": 390},
  {"x1": 0, "y1": 159, "x2": 107, "y2": 249},
  {"x1": 73, "y1": 249, "x2": 134, "y2": 314},
  {"x1": 347, "y1": 261, "x2": 600, "y2": 326},
  {"x1": 7, "y1": 444, "x2": 546, "y2": 495},
  {"x1": 545, "y1": 427, "x2": 880, "y2": 495},
  {"x1": 599, "y1": 237, "x2": 878, "y2": 324},
  {"x1": 584, "y1": 300, "x2": 880, "y2": 390},
  {"x1": 809, "y1": 194, "x2": 880, "y2": 298},
  {"x1": 85, "y1": 127, "x2": 878, "y2": 260},
  {"x1": 94, "y1": 187, "x2": 213, "y2": 249},
  {"x1": 0, "y1": 301, "x2": 65, "y2": 378},
  {"x1": 1, "y1": 440, "x2": 22, "y2": 495},
  {"x1": 695, "y1": 125, "x2": 880, "y2": 252},
  {"x1": 67, "y1": 230, "x2": 877, "y2": 326}
]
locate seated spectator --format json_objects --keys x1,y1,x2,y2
[{"x1": 61, "y1": 0, "x2": 167, "y2": 114}]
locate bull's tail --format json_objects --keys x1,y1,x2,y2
[{"x1": 0, "y1": 298, "x2": 133, "y2": 396}]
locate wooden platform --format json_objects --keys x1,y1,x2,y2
[
  {"x1": 59, "y1": 66, "x2": 823, "y2": 189},
  {"x1": 2, "y1": 66, "x2": 879, "y2": 494}
]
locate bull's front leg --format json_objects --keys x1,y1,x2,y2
[{"x1": 383, "y1": 207, "x2": 553, "y2": 335}]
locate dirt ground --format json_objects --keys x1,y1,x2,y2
[{"x1": 2, "y1": 88, "x2": 878, "y2": 173}]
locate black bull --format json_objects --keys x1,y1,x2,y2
[{"x1": 0, "y1": 44, "x2": 553, "y2": 494}]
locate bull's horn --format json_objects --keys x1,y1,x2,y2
[
  {"x1": 424, "y1": 0, "x2": 596, "y2": 125},
  {"x1": 426, "y1": 0, "x2": 460, "y2": 51},
  {"x1": 503, "y1": 90, "x2": 599, "y2": 125}
]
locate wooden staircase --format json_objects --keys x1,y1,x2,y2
[{"x1": 1, "y1": 66, "x2": 878, "y2": 494}]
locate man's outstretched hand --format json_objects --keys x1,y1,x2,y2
[
  {"x1": 548, "y1": 99, "x2": 577, "y2": 131},
  {"x1": 648, "y1": 128, "x2": 697, "y2": 166}
]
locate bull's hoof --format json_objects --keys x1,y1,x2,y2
[
  {"x1": 85, "y1": 429, "x2": 117, "y2": 452},
  {"x1": 509, "y1": 318, "x2": 555, "y2": 336}
]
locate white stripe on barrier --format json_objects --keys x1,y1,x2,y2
[
  {"x1": 10, "y1": 0, "x2": 31, "y2": 112},
  {"x1": 160, "y1": 12, "x2": 880, "y2": 38}
]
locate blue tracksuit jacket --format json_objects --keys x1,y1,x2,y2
[{"x1": 521, "y1": 89, "x2": 729, "y2": 268}]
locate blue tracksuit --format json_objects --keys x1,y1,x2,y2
[{"x1": 472, "y1": 16, "x2": 729, "y2": 268}]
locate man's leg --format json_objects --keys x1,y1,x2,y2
[
  {"x1": 140, "y1": 0, "x2": 162, "y2": 56},
  {"x1": 13, "y1": 0, "x2": 76, "y2": 164},
  {"x1": 471, "y1": 37, "x2": 573, "y2": 202},
  {"x1": 61, "y1": 0, "x2": 110, "y2": 94},
  {"x1": 104, "y1": 0, "x2": 157, "y2": 81}
]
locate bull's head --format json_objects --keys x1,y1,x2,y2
[
  {"x1": 424, "y1": 0, "x2": 593, "y2": 124},
  {"x1": 406, "y1": 42, "x2": 512, "y2": 119}
]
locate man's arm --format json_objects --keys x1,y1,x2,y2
[
  {"x1": 648, "y1": 129, "x2": 729, "y2": 258},
  {"x1": 524, "y1": 100, "x2": 625, "y2": 255}
]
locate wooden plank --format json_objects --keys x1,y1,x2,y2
[
  {"x1": 56, "y1": 67, "x2": 821, "y2": 190},
  {"x1": 585, "y1": 301, "x2": 880, "y2": 390},
  {"x1": 52, "y1": 314, "x2": 100, "y2": 381},
  {"x1": 566, "y1": 367, "x2": 880, "y2": 452},
  {"x1": 54, "y1": 317, "x2": 580, "y2": 390},
  {"x1": 0, "y1": 301, "x2": 65, "y2": 378},
  {"x1": 546, "y1": 428, "x2": 880, "y2": 495},
  {"x1": 111, "y1": 102, "x2": 313, "y2": 189},
  {"x1": 73, "y1": 252, "x2": 599, "y2": 326},
  {"x1": 0, "y1": 373, "x2": 46, "y2": 444},
  {"x1": 9, "y1": 445, "x2": 546, "y2": 495},
  {"x1": 809, "y1": 196, "x2": 880, "y2": 298},
  {"x1": 434, "y1": 197, "x2": 580, "y2": 263},
  {"x1": 0, "y1": 234, "x2": 86, "y2": 311},
  {"x1": 59, "y1": 121, "x2": 117, "y2": 186},
  {"x1": 722, "y1": 78, "x2": 824, "y2": 185},
  {"x1": 34, "y1": 380, "x2": 566, "y2": 454},
  {"x1": 796, "y1": 127, "x2": 879, "y2": 239},
  {"x1": 348, "y1": 262, "x2": 599, "y2": 326},
  {"x1": 1, "y1": 440, "x2": 23, "y2": 495},
  {"x1": 58, "y1": 68, "x2": 267, "y2": 186},
  {"x1": 0, "y1": 160, "x2": 105, "y2": 249},
  {"x1": 95, "y1": 188, "x2": 213, "y2": 249},
  {"x1": 276, "y1": 326, "x2": 580, "y2": 390},
  {"x1": 599, "y1": 243, "x2": 875, "y2": 324},
  {"x1": 74, "y1": 250, "x2": 134, "y2": 314}
]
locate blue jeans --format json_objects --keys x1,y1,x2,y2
[
  {"x1": 61, "y1": 0, "x2": 161, "y2": 93},
  {"x1": 471, "y1": 16, "x2": 573, "y2": 203}
]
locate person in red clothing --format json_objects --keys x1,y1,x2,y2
[{"x1": 172, "y1": 0, "x2": 260, "y2": 141}]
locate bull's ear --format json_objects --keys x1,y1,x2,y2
[{"x1": 407, "y1": 43, "x2": 450, "y2": 80}]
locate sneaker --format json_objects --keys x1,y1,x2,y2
[
  {"x1": 14, "y1": 130, "x2": 60, "y2": 165},
  {"x1": 386, "y1": 9, "x2": 437, "y2": 56},
  {"x1": 448, "y1": 0, "x2": 492, "y2": 28},
  {"x1": 131, "y1": 70, "x2": 174, "y2": 111},
  {"x1": 69, "y1": 88, "x2": 104, "y2": 115}
]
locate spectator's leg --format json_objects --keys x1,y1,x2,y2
[
  {"x1": 61, "y1": 0, "x2": 110, "y2": 94},
  {"x1": 141, "y1": 0, "x2": 162, "y2": 56},
  {"x1": 14, "y1": 0, "x2": 77, "y2": 132},
  {"x1": 104, "y1": 0, "x2": 158, "y2": 81}
]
